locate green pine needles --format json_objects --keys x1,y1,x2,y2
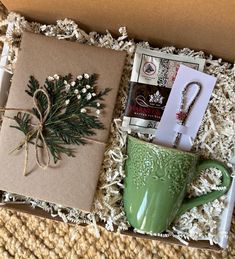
[{"x1": 11, "y1": 73, "x2": 110, "y2": 164}]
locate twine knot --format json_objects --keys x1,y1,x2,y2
[{"x1": 0, "y1": 88, "x2": 52, "y2": 176}]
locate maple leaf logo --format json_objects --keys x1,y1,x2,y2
[{"x1": 149, "y1": 91, "x2": 164, "y2": 105}]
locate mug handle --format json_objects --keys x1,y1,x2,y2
[{"x1": 176, "y1": 159, "x2": 231, "y2": 217}]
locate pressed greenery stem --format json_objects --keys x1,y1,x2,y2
[{"x1": 10, "y1": 74, "x2": 110, "y2": 164}]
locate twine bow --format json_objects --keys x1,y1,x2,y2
[{"x1": 0, "y1": 88, "x2": 51, "y2": 176}]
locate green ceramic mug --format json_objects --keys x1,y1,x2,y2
[{"x1": 124, "y1": 136, "x2": 231, "y2": 234}]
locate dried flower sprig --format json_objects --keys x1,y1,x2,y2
[{"x1": 9, "y1": 73, "x2": 110, "y2": 167}]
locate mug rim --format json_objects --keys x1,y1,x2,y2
[{"x1": 128, "y1": 135, "x2": 198, "y2": 158}]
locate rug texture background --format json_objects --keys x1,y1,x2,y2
[
  {"x1": 0, "y1": 208, "x2": 234, "y2": 259},
  {"x1": 0, "y1": 3, "x2": 234, "y2": 259}
]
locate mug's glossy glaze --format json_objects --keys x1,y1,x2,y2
[{"x1": 124, "y1": 136, "x2": 231, "y2": 233}]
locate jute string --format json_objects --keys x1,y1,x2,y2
[
  {"x1": 0, "y1": 88, "x2": 106, "y2": 176},
  {"x1": 0, "y1": 88, "x2": 51, "y2": 176}
]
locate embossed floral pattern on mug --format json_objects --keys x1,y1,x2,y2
[
  {"x1": 129, "y1": 137, "x2": 196, "y2": 195},
  {"x1": 124, "y1": 136, "x2": 231, "y2": 234}
]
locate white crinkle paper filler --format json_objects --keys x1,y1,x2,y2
[{"x1": 0, "y1": 12, "x2": 234, "y2": 244}]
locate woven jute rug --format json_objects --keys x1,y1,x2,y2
[
  {"x1": 0, "y1": 4, "x2": 235, "y2": 259},
  {"x1": 0, "y1": 208, "x2": 234, "y2": 258}
]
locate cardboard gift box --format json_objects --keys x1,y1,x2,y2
[{"x1": 0, "y1": 0, "x2": 235, "y2": 251}]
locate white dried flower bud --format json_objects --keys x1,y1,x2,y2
[
  {"x1": 96, "y1": 109, "x2": 101, "y2": 115},
  {"x1": 86, "y1": 84, "x2": 91, "y2": 89},
  {"x1": 71, "y1": 81, "x2": 76, "y2": 86},
  {"x1": 48, "y1": 76, "x2": 54, "y2": 81},
  {"x1": 81, "y1": 108, "x2": 87, "y2": 113},
  {"x1": 74, "y1": 89, "x2": 79, "y2": 94},
  {"x1": 82, "y1": 88, "x2": 87, "y2": 93},
  {"x1": 77, "y1": 94, "x2": 81, "y2": 100},
  {"x1": 96, "y1": 102, "x2": 100, "y2": 107},
  {"x1": 65, "y1": 99, "x2": 70, "y2": 105},
  {"x1": 54, "y1": 74, "x2": 59, "y2": 80},
  {"x1": 86, "y1": 93, "x2": 92, "y2": 100},
  {"x1": 84, "y1": 73, "x2": 89, "y2": 79},
  {"x1": 64, "y1": 80, "x2": 68, "y2": 85},
  {"x1": 92, "y1": 93, "x2": 96, "y2": 97},
  {"x1": 77, "y1": 75, "x2": 83, "y2": 80},
  {"x1": 65, "y1": 84, "x2": 70, "y2": 92}
]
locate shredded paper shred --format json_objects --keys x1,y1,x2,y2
[{"x1": 0, "y1": 13, "x2": 234, "y2": 245}]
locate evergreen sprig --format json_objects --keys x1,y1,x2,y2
[{"x1": 11, "y1": 73, "x2": 110, "y2": 163}]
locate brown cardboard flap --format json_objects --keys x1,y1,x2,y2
[{"x1": 2, "y1": 0, "x2": 235, "y2": 62}]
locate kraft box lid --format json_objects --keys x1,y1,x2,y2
[{"x1": 2, "y1": 0, "x2": 235, "y2": 62}]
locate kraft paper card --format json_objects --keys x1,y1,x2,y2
[{"x1": 0, "y1": 32, "x2": 126, "y2": 212}]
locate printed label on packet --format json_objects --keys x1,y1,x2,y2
[
  {"x1": 132, "y1": 47, "x2": 205, "y2": 88},
  {"x1": 123, "y1": 82, "x2": 171, "y2": 134},
  {"x1": 122, "y1": 47, "x2": 205, "y2": 134}
]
